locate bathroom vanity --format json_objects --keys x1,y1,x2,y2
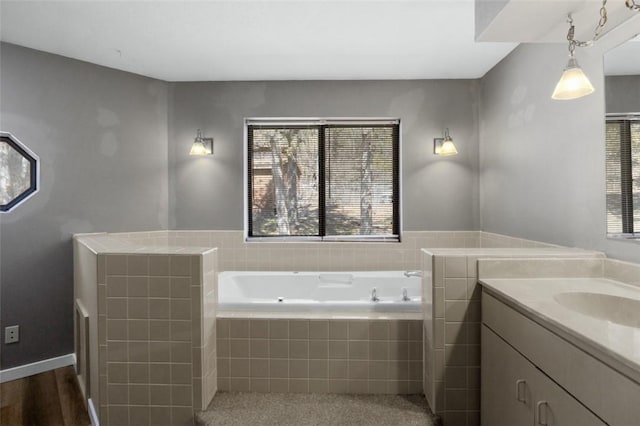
[{"x1": 480, "y1": 273, "x2": 640, "y2": 426}]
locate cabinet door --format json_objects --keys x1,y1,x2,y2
[
  {"x1": 532, "y1": 369, "x2": 607, "y2": 426},
  {"x1": 482, "y1": 325, "x2": 535, "y2": 426}
]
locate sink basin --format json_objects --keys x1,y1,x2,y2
[{"x1": 554, "y1": 292, "x2": 640, "y2": 328}]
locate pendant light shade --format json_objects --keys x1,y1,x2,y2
[{"x1": 551, "y1": 56, "x2": 595, "y2": 100}]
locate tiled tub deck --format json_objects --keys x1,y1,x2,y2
[{"x1": 216, "y1": 317, "x2": 423, "y2": 395}]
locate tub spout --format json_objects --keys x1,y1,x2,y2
[
  {"x1": 402, "y1": 287, "x2": 410, "y2": 302},
  {"x1": 371, "y1": 287, "x2": 379, "y2": 302},
  {"x1": 404, "y1": 270, "x2": 423, "y2": 278}
]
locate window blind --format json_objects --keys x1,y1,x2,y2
[
  {"x1": 605, "y1": 117, "x2": 640, "y2": 235},
  {"x1": 247, "y1": 120, "x2": 400, "y2": 241}
]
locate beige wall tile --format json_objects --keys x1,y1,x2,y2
[
  {"x1": 128, "y1": 341, "x2": 149, "y2": 362},
  {"x1": 171, "y1": 363, "x2": 192, "y2": 384},
  {"x1": 369, "y1": 321, "x2": 389, "y2": 340},
  {"x1": 107, "y1": 319, "x2": 127, "y2": 341},
  {"x1": 149, "y1": 320, "x2": 171, "y2": 341},
  {"x1": 149, "y1": 299, "x2": 170, "y2": 320},
  {"x1": 328, "y1": 360, "x2": 348, "y2": 379},
  {"x1": 348, "y1": 341, "x2": 369, "y2": 360},
  {"x1": 170, "y1": 256, "x2": 191, "y2": 277},
  {"x1": 107, "y1": 298, "x2": 127, "y2": 319},
  {"x1": 108, "y1": 405, "x2": 129, "y2": 426},
  {"x1": 309, "y1": 340, "x2": 328, "y2": 359},
  {"x1": 129, "y1": 384, "x2": 149, "y2": 405},
  {"x1": 229, "y1": 319, "x2": 249, "y2": 338},
  {"x1": 445, "y1": 278, "x2": 467, "y2": 300},
  {"x1": 170, "y1": 320, "x2": 191, "y2": 342},
  {"x1": 269, "y1": 359, "x2": 289, "y2": 379},
  {"x1": 170, "y1": 299, "x2": 191, "y2": 320},
  {"x1": 171, "y1": 342, "x2": 191, "y2": 363},
  {"x1": 108, "y1": 363, "x2": 128, "y2": 383},
  {"x1": 289, "y1": 320, "x2": 309, "y2": 339},
  {"x1": 269, "y1": 320, "x2": 289, "y2": 339},
  {"x1": 149, "y1": 363, "x2": 171, "y2": 384},
  {"x1": 289, "y1": 340, "x2": 309, "y2": 359},
  {"x1": 445, "y1": 256, "x2": 467, "y2": 278},
  {"x1": 128, "y1": 298, "x2": 149, "y2": 319},
  {"x1": 106, "y1": 255, "x2": 127, "y2": 276},
  {"x1": 230, "y1": 358, "x2": 250, "y2": 378},
  {"x1": 289, "y1": 360, "x2": 309, "y2": 378},
  {"x1": 170, "y1": 277, "x2": 191, "y2": 299},
  {"x1": 127, "y1": 255, "x2": 149, "y2": 276},
  {"x1": 129, "y1": 363, "x2": 149, "y2": 384},
  {"x1": 107, "y1": 276, "x2": 127, "y2": 297},
  {"x1": 348, "y1": 321, "x2": 369, "y2": 340},
  {"x1": 149, "y1": 341, "x2": 171, "y2": 362},
  {"x1": 149, "y1": 277, "x2": 170, "y2": 297},
  {"x1": 127, "y1": 277, "x2": 148, "y2": 298},
  {"x1": 269, "y1": 340, "x2": 289, "y2": 359},
  {"x1": 270, "y1": 378, "x2": 288, "y2": 392},
  {"x1": 249, "y1": 320, "x2": 268, "y2": 338},
  {"x1": 309, "y1": 379, "x2": 329, "y2": 393},
  {"x1": 328, "y1": 321, "x2": 348, "y2": 340},
  {"x1": 369, "y1": 341, "x2": 389, "y2": 361},
  {"x1": 108, "y1": 383, "x2": 128, "y2": 404}
]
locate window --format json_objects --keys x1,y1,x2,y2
[
  {"x1": 0, "y1": 132, "x2": 39, "y2": 212},
  {"x1": 606, "y1": 115, "x2": 640, "y2": 236},
  {"x1": 247, "y1": 119, "x2": 400, "y2": 241}
]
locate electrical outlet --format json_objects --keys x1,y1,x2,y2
[{"x1": 5, "y1": 325, "x2": 19, "y2": 344}]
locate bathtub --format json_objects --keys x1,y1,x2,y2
[{"x1": 217, "y1": 270, "x2": 422, "y2": 314}]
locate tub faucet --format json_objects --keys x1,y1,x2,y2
[
  {"x1": 371, "y1": 287, "x2": 379, "y2": 302},
  {"x1": 404, "y1": 270, "x2": 423, "y2": 278},
  {"x1": 402, "y1": 287, "x2": 410, "y2": 302}
]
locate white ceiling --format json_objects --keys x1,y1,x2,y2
[
  {"x1": 0, "y1": 0, "x2": 519, "y2": 82},
  {"x1": 604, "y1": 33, "x2": 640, "y2": 75}
]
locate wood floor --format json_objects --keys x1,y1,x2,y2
[{"x1": 1, "y1": 365, "x2": 91, "y2": 426}]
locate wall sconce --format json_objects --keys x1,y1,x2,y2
[
  {"x1": 434, "y1": 128, "x2": 458, "y2": 156},
  {"x1": 189, "y1": 129, "x2": 213, "y2": 156}
]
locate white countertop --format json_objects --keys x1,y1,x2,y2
[
  {"x1": 424, "y1": 247, "x2": 603, "y2": 256},
  {"x1": 479, "y1": 277, "x2": 640, "y2": 383}
]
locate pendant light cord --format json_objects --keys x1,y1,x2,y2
[{"x1": 566, "y1": 0, "x2": 609, "y2": 55}]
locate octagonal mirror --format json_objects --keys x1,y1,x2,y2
[{"x1": 1, "y1": 132, "x2": 39, "y2": 212}]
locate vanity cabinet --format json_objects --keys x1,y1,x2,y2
[{"x1": 482, "y1": 325, "x2": 606, "y2": 426}]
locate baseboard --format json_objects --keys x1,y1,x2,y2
[
  {"x1": 0, "y1": 353, "x2": 75, "y2": 383},
  {"x1": 88, "y1": 398, "x2": 100, "y2": 426}
]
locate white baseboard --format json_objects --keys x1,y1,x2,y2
[
  {"x1": 88, "y1": 398, "x2": 100, "y2": 426},
  {"x1": 0, "y1": 353, "x2": 75, "y2": 383}
]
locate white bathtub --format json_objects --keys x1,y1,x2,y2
[{"x1": 217, "y1": 271, "x2": 422, "y2": 314}]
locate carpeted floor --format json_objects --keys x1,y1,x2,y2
[{"x1": 196, "y1": 392, "x2": 437, "y2": 426}]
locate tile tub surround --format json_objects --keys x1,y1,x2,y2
[
  {"x1": 111, "y1": 230, "x2": 484, "y2": 272},
  {"x1": 107, "y1": 230, "x2": 565, "y2": 273},
  {"x1": 216, "y1": 318, "x2": 423, "y2": 395},
  {"x1": 421, "y1": 248, "x2": 605, "y2": 426},
  {"x1": 75, "y1": 235, "x2": 218, "y2": 426}
]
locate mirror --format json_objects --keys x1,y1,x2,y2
[{"x1": 604, "y1": 34, "x2": 640, "y2": 239}]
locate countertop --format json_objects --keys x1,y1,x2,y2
[
  {"x1": 423, "y1": 247, "x2": 603, "y2": 256},
  {"x1": 479, "y1": 277, "x2": 640, "y2": 384}
]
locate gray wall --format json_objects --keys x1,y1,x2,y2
[
  {"x1": 0, "y1": 43, "x2": 169, "y2": 369},
  {"x1": 168, "y1": 80, "x2": 481, "y2": 231},
  {"x1": 479, "y1": 34, "x2": 640, "y2": 264},
  {"x1": 606, "y1": 75, "x2": 640, "y2": 113}
]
